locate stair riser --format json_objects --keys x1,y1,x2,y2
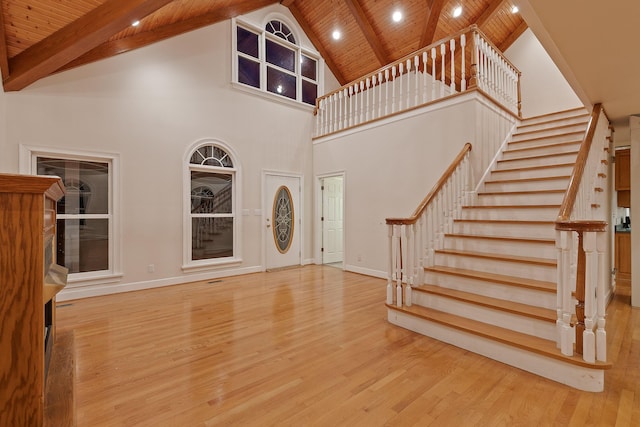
[
  {"x1": 443, "y1": 237, "x2": 557, "y2": 259},
  {"x1": 460, "y1": 207, "x2": 558, "y2": 221},
  {"x1": 411, "y1": 291, "x2": 556, "y2": 340},
  {"x1": 433, "y1": 253, "x2": 556, "y2": 282},
  {"x1": 453, "y1": 222, "x2": 556, "y2": 239},
  {"x1": 502, "y1": 142, "x2": 581, "y2": 159},
  {"x1": 516, "y1": 117, "x2": 589, "y2": 134},
  {"x1": 489, "y1": 164, "x2": 574, "y2": 180},
  {"x1": 511, "y1": 125, "x2": 587, "y2": 143},
  {"x1": 476, "y1": 192, "x2": 564, "y2": 206},
  {"x1": 422, "y1": 270, "x2": 556, "y2": 308},
  {"x1": 497, "y1": 152, "x2": 578, "y2": 169},
  {"x1": 387, "y1": 309, "x2": 605, "y2": 392},
  {"x1": 483, "y1": 179, "x2": 569, "y2": 193}
]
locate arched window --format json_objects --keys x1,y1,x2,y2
[
  {"x1": 234, "y1": 17, "x2": 320, "y2": 106},
  {"x1": 185, "y1": 141, "x2": 239, "y2": 266}
]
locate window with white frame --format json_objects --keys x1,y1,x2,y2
[
  {"x1": 234, "y1": 17, "x2": 320, "y2": 106},
  {"x1": 186, "y1": 142, "x2": 238, "y2": 265},
  {"x1": 34, "y1": 153, "x2": 118, "y2": 281}
]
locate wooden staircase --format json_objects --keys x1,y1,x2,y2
[{"x1": 387, "y1": 107, "x2": 611, "y2": 391}]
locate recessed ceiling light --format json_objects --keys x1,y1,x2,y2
[
  {"x1": 132, "y1": 20, "x2": 140, "y2": 27},
  {"x1": 453, "y1": 6, "x2": 462, "y2": 18},
  {"x1": 511, "y1": 5, "x2": 519, "y2": 13},
  {"x1": 332, "y1": 29, "x2": 341, "y2": 40},
  {"x1": 392, "y1": 10, "x2": 403, "y2": 23}
]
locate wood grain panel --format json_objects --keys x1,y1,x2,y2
[{"x1": 55, "y1": 265, "x2": 640, "y2": 425}]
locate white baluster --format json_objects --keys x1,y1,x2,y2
[
  {"x1": 343, "y1": 88, "x2": 349, "y2": 130},
  {"x1": 414, "y1": 55, "x2": 420, "y2": 107},
  {"x1": 440, "y1": 43, "x2": 446, "y2": 97},
  {"x1": 405, "y1": 224, "x2": 413, "y2": 307},
  {"x1": 450, "y1": 38, "x2": 456, "y2": 92},
  {"x1": 396, "y1": 225, "x2": 404, "y2": 307},
  {"x1": 348, "y1": 85, "x2": 354, "y2": 127},
  {"x1": 391, "y1": 66, "x2": 397, "y2": 113},
  {"x1": 596, "y1": 230, "x2": 607, "y2": 361},
  {"x1": 461, "y1": 34, "x2": 466, "y2": 91},
  {"x1": 422, "y1": 51, "x2": 428, "y2": 103},
  {"x1": 359, "y1": 80, "x2": 365, "y2": 123},
  {"x1": 387, "y1": 224, "x2": 394, "y2": 305},
  {"x1": 378, "y1": 72, "x2": 383, "y2": 118},
  {"x1": 431, "y1": 47, "x2": 436, "y2": 100},
  {"x1": 384, "y1": 68, "x2": 390, "y2": 116},
  {"x1": 583, "y1": 231, "x2": 597, "y2": 363},
  {"x1": 371, "y1": 76, "x2": 376, "y2": 121},
  {"x1": 557, "y1": 230, "x2": 574, "y2": 355},
  {"x1": 398, "y1": 63, "x2": 404, "y2": 111},
  {"x1": 406, "y1": 59, "x2": 412, "y2": 108}
]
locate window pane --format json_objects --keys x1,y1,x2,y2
[
  {"x1": 267, "y1": 67, "x2": 296, "y2": 100},
  {"x1": 266, "y1": 39, "x2": 295, "y2": 72},
  {"x1": 302, "y1": 80, "x2": 318, "y2": 105},
  {"x1": 238, "y1": 56, "x2": 260, "y2": 89},
  {"x1": 192, "y1": 217, "x2": 233, "y2": 260},
  {"x1": 301, "y1": 55, "x2": 317, "y2": 80},
  {"x1": 57, "y1": 219, "x2": 109, "y2": 273},
  {"x1": 237, "y1": 26, "x2": 259, "y2": 58},
  {"x1": 37, "y1": 158, "x2": 109, "y2": 215},
  {"x1": 191, "y1": 172, "x2": 232, "y2": 214}
]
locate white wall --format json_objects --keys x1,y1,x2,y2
[
  {"x1": 505, "y1": 29, "x2": 583, "y2": 118},
  {"x1": 313, "y1": 93, "x2": 515, "y2": 277},
  {"x1": 0, "y1": 4, "x2": 319, "y2": 299}
]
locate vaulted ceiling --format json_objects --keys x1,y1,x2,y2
[{"x1": 0, "y1": 0, "x2": 527, "y2": 92}]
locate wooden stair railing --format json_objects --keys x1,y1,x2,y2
[
  {"x1": 555, "y1": 103, "x2": 611, "y2": 363},
  {"x1": 386, "y1": 142, "x2": 472, "y2": 307}
]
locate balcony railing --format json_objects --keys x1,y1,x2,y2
[{"x1": 314, "y1": 25, "x2": 521, "y2": 138}]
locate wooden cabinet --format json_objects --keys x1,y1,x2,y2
[
  {"x1": 616, "y1": 148, "x2": 630, "y2": 207},
  {"x1": 615, "y1": 232, "x2": 631, "y2": 286},
  {"x1": 0, "y1": 173, "x2": 66, "y2": 427}
]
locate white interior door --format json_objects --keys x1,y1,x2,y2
[
  {"x1": 265, "y1": 174, "x2": 301, "y2": 270},
  {"x1": 322, "y1": 176, "x2": 344, "y2": 264}
]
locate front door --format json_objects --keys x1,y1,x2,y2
[
  {"x1": 265, "y1": 174, "x2": 301, "y2": 270},
  {"x1": 322, "y1": 176, "x2": 344, "y2": 264}
]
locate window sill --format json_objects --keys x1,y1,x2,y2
[
  {"x1": 231, "y1": 81, "x2": 316, "y2": 112},
  {"x1": 182, "y1": 257, "x2": 243, "y2": 273}
]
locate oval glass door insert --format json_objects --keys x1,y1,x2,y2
[{"x1": 272, "y1": 186, "x2": 294, "y2": 253}]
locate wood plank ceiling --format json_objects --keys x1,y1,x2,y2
[{"x1": 0, "y1": 0, "x2": 527, "y2": 91}]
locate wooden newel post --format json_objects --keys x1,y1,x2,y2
[
  {"x1": 575, "y1": 230, "x2": 586, "y2": 355},
  {"x1": 468, "y1": 27, "x2": 478, "y2": 89}
]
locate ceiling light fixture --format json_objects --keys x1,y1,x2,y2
[
  {"x1": 453, "y1": 6, "x2": 462, "y2": 18},
  {"x1": 511, "y1": 5, "x2": 519, "y2": 13},
  {"x1": 392, "y1": 10, "x2": 403, "y2": 23},
  {"x1": 132, "y1": 20, "x2": 140, "y2": 27},
  {"x1": 332, "y1": 29, "x2": 341, "y2": 40}
]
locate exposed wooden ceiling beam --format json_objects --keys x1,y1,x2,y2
[
  {"x1": 475, "y1": 0, "x2": 505, "y2": 28},
  {"x1": 3, "y1": 0, "x2": 175, "y2": 91},
  {"x1": 344, "y1": 0, "x2": 389, "y2": 66},
  {"x1": 285, "y1": 1, "x2": 347, "y2": 85},
  {"x1": 499, "y1": 20, "x2": 528, "y2": 52},
  {"x1": 0, "y1": 6, "x2": 9, "y2": 81},
  {"x1": 57, "y1": 0, "x2": 279, "y2": 74},
  {"x1": 420, "y1": 0, "x2": 445, "y2": 48}
]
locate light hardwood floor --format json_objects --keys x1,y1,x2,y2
[{"x1": 56, "y1": 266, "x2": 639, "y2": 426}]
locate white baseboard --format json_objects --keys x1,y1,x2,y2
[
  {"x1": 344, "y1": 264, "x2": 386, "y2": 279},
  {"x1": 57, "y1": 265, "x2": 263, "y2": 301}
]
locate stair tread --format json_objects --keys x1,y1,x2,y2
[
  {"x1": 415, "y1": 284, "x2": 556, "y2": 322},
  {"x1": 520, "y1": 108, "x2": 589, "y2": 123},
  {"x1": 386, "y1": 303, "x2": 611, "y2": 370},
  {"x1": 444, "y1": 233, "x2": 555, "y2": 244},
  {"x1": 434, "y1": 248, "x2": 556, "y2": 266},
  {"x1": 507, "y1": 135, "x2": 583, "y2": 146},
  {"x1": 425, "y1": 265, "x2": 556, "y2": 292}
]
